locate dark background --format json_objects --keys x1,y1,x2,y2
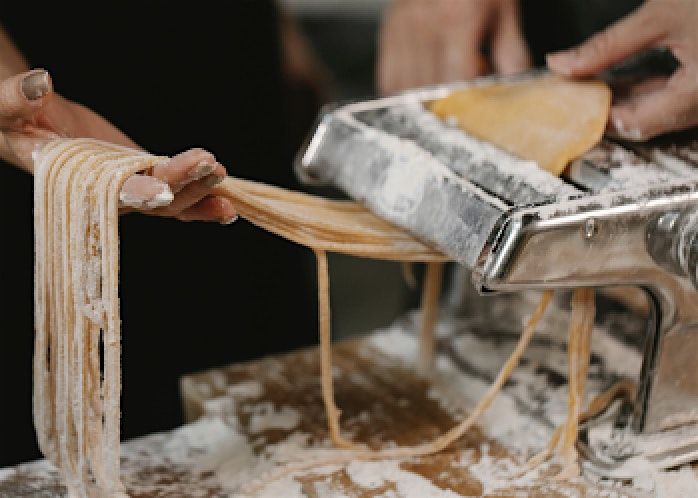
[
  {"x1": 0, "y1": 0, "x2": 639, "y2": 467},
  {"x1": 0, "y1": 1, "x2": 322, "y2": 466}
]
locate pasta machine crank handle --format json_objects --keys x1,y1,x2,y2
[{"x1": 472, "y1": 191, "x2": 698, "y2": 435}]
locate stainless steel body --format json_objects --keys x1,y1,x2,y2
[
  {"x1": 296, "y1": 76, "x2": 698, "y2": 443},
  {"x1": 476, "y1": 183, "x2": 698, "y2": 433}
]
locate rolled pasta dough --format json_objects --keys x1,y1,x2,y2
[{"x1": 430, "y1": 75, "x2": 611, "y2": 175}]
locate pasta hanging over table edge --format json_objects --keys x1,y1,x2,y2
[{"x1": 33, "y1": 138, "x2": 632, "y2": 496}]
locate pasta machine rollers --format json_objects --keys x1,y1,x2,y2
[{"x1": 295, "y1": 77, "x2": 698, "y2": 468}]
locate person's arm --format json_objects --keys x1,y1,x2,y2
[
  {"x1": 0, "y1": 26, "x2": 236, "y2": 223},
  {"x1": 547, "y1": 0, "x2": 698, "y2": 140},
  {"x1": 377, "y1": 0, "x2": 531, "y2": 95},
  {"x1": 0, "y1": 24, "x2": 29, "y2": 79},
  {"x1": 278, "y1": 10, "x2": 333, "y2": 100}
]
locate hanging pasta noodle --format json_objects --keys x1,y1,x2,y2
[
  {"x1": 559, "y1": 288, "x2": 596, "y2": 476},
  {"x1": 525, "y1": 288, "x2": 606, "y2": 479},
  {"x1": 34, "y1": 139, "x2": 451, "y2": 495},
  {"x1": 213, "y1": 178, "x2": 555, "y2": 456},
  {"x1": 230, "y1": 74, "x2": 623, "y2": 482},
  {"x1": 418, "y1": 263, "x2": 444, "y2": 373},
  {"x1": 429, "y1": 76, "x2": 617, "y2": 479},
  {"x1": 220, "y1": 77, "x2": 614, "y2": 484},
  {"x1": 34, "y1": 139, "x2": 166, "y2": 497},
  {"x1": 240, "y1": 290, "x2": 554, "y2": 493},
  {"x1": 35, "y1": 136, "x2": 607, "y2": 495}
]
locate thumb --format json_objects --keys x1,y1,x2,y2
[
  {"x1": 0, "y1": 69, "x2": 52, "y2": 127},
  {"x1": 546, "y1": 3, "x2": 666, "y2": 77}
]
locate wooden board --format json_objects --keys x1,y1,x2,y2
[{"x1": 2, "y1": 311, "x2": 661, "y2": 497}]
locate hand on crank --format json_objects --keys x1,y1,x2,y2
[
  {"x1": 377, "y1": 0, "x2": 532, "y2": 95},
  {"x1": 547, "y1": 0, "x2": 698, "y2": 141},
  {"x1": 0, "y1": 69, "x2": 237, "y2": 223}
]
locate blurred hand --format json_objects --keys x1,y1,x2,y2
[
  {"x1": 280, "y1": 11, "x2": 334, "y2": 101},
  {"x1": 0, "y1": 69, "x2": 236, "y2": 223},
  {"x1": 547, "y1": 0, "x2": 698, "y2": 141},
  {"x1": 377, "y1": 0, "x2": 532, "y2": 95}
]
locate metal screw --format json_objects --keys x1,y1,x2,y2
[{"x1": 583, "y1": 218, "x2": 597, "y2": 239}]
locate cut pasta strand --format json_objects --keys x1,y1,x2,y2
[
  {"x1": 525, "y1": 379, "x2": 636, "y2": 475},
  {"x1": 241, "y1": 290, "x2": 554, "y2": 493},
  {"x1": 34, "y1": 139, "x2": 163, "y2": 497},
  {"x1": 524, "y1": 289, "x2": 599, "y2": 479},
  {"x1": 36, "y1": 137, "x2": 606, "y2": 496},
  {"x1": 559, "y1": 289, "x2": 596, "y2": 477},
  {"x1": 315, "y1": 250, "x2": 362, "y2": 450},
  {"x1": 34, "y1": 139, "x2": 447, "y2": 496},
  {"x1": 214, "y1": 178, "x2": 448, "y2": 263},
  {"x1": 418, "y1": 263, "x2": 444, "y2": 373}
]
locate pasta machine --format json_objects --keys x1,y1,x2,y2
[{"x1": 295, "y1": 75, "x2": 698, "y2": 470}]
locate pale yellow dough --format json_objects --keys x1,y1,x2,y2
[{"x1": 430, "y1": 75, "x2": 612, "y2": 175}]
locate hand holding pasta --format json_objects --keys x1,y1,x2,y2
[
  {"x1": 377, "y1": 0, "x2": 531, "y2": 95},
  {"x1": 547, "y1": 0, "x2": 698, "y2": 140},
  {"x1": 0, "y1": 69, "x2": 236, "y2": 223}
]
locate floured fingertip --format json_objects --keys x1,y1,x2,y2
[
  {"x1": 221, "y1": 214, "x2": 239, "y2": 225},
  {"x1": 119, "y1": 176, "x2": 174, "y2": 209},
  {"x1": 144, "y1": 187, "x2": 174, "y2": 209}
]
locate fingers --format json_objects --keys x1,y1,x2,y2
[
  {"x1": 126, "y1": 147, "x2": 232, "y2": 223},
  {"x1": 547, "y1": 2, "x2": 666, "y2": 77},
  {"x1": 378, "y1": 0, "x2": 488, "y2": 94},
  {"x1": 177, "y1": 195, "x2": 238, "y2": 224},
  {"x1": 408, "y1": 1, "x2": 439, "y2": 88},
  {"x1": 608, "y1": 68, "x2": 698, "y2": 140},
  {"x1": 150, "y1": 148, "x2": 226, "y2": 192},
  {"x1": 378, "y1": 0, "x2": 414, "y2": 94},
  {"x1": 439, "y1": 1, "x2": 490, "y2": 82},
  {"x1": 152, "y1": 173, "x2": 224, "y2": 215},
  {"x1": 0, "y1": 69, "x2": 52, "y2": 127},
  {"x1": 491, "y1": 0, "x2": 532, "y2": 75},
  {"x1": 378, "y1": 0, "x2": 527, "y2": 94}
]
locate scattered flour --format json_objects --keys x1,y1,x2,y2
[
  {"x1": 1, "y1": 321, "x2": 695, "y2": 497},
  {"x1": 345, "y1": 460, "x2": 463, "y2": 498},
  {"x1": 369, "y1": 325, "x2": 419, "y2": 364},
  {"x1": 466, "y1": 444, "x2": 542, "y2": 495},
  {"x1": 246, "y1": 403, "x2": 301, "y2": 434},
  {"x1": 653, "y1": 466, "x2": 698, "y2": 498},
  {"x1": 226, "y1": 380, "x2": 264, "y2": 399}
]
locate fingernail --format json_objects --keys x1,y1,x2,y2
[
  {"x1": 203, "y1": 174, "x2": 224, "y2": 188},
  {"x1": 21, "y1": 70, "x2": 50, "y2": 100},
  {"x1": 190, "y1": 161, "x2": 216, "y2": 180},
  {"x1": 119, "y1": 193, "x2": 147, "y2": 209},
  {"x1": 220, "y1": 214, "x2": 239, "y2": 225}
]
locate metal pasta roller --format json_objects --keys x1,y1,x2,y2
[{"x1": 295, "y1": 74, "x2": 698, "y2": 470}]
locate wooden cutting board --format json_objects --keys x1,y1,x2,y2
[{"x1": 2, "y1": 319, "x2": 659, "y2": 497}]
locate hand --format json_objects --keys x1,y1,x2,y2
[
  {"x1": 279, "y1": 11, "x2": 334, "y2": 101},
  {"x1": 0, "y1": 69, "x2": 237, "y2": 223},
  {"x1": 547, "y1": 0, "x2": 698, "y2": 141},
  {"x1": 377, "y1": 0, "x2": 532, "y2": 95}
]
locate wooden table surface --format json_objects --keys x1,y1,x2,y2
[{"x1": 2, "y1": 293, "x2": 695, "y2": 497}]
